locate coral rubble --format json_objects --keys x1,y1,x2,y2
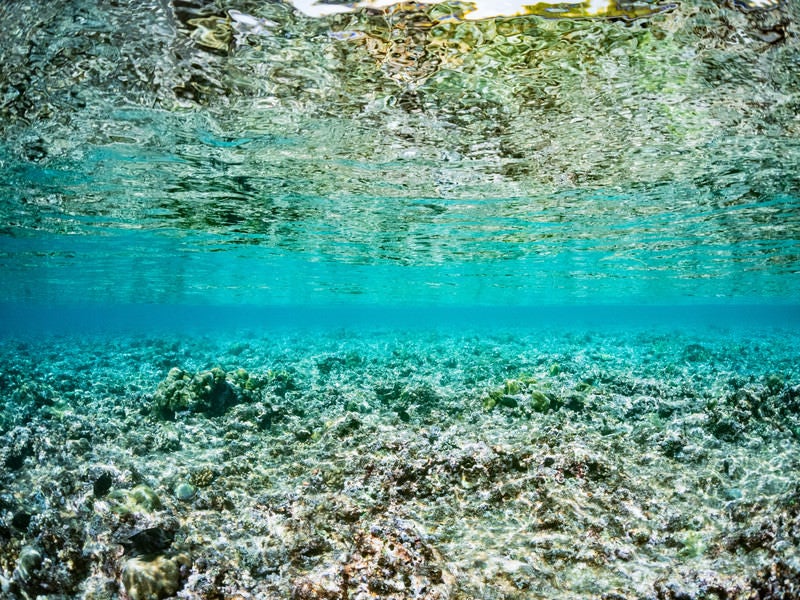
[{"x1": 0, "y1": 325, "x2": 798, "y2": 599}]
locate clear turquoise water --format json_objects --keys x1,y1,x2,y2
[{"x1": 1, "y1": 0, "x2": 799, "y2": 320}]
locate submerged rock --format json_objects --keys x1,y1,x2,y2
[
  {"x1": 529, "y1": 390, "x2": 550, "y2": 412},
  {"x1": 174, "y1": 482, "x2": 196, "y2": 502},
  {"x1": 151, "y1": 367, "x2": 261, "y2": 420},
  {"x1": 93, "y1": 472, "x2": 113, "y2": 498},
  {"x1": 107, "y1": 485, "x2": 162, "y2": 515},
  {"x1": 15, "y1": 546, "x2": 42, "y2": 581},
  {"x1": 749, "y1": 560, "x2": 800, "y2": 598},
  {"x1": 684, "y1": 343, "x2": 712, "y2": 363},
  {"x1": 121, "y1": 554, "x2": 190, "y2": 600},
  {"x1": 293, "y1": 518, "x2": 454, "y2": 600},
  {"x1": 122, "y1": 527, "x2": 176, "y2": 557},
  {"x1": 11, "y1": 511, "x2": 31, "y2": 531},
  {"x1": 483, "y1": 378, "x2": 559, "y2": 414}
]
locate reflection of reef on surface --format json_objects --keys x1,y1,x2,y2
[
  {"x1": 292, "y1": 0, "x2": 678, "y2": 20},
  {"x1": 1, "y1": 325, "x2": 799, "y2": 599},
  {"x1": 1, "y1": 0, "x2": 798, "y2": 204},
  {"x1": 2, "y1": 0, "x2": 798, "y2": 310}
]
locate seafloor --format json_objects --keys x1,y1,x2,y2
[{"x1": 1, "y1": 323, "x2": 799, "y2": 600}]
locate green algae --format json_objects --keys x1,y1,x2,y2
[
  {"x1": 107, "y1": 485, "x2": 162, "y2": 515},
  {"x1": 484, "y1": 376, "x2": 558, "y2": 413}
]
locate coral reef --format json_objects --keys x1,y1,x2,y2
[
  {"x1": 0, "y1": 325, "x2": 798, "y2": 599},
  {"x1": 122, "y1": 554, "x2": 190, "y2": 600}
]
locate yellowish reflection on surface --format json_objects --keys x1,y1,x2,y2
[{"x1": 288, "y1": 0, "x2": 675, "y2": 20}]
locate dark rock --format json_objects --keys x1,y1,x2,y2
[
  {"x1": 266, "y1": 369, "x2": 298, "y2": 398},
  {"x1": 293, "y1": 517, "x2": 453, "y2": 599},
  {"x1": 17, "y1": 512, "x2": 91, "y2": 594},
  {"x1": 498, "y1": 395, "x2": 519, "y2": 408},
  {"x1": 294, "y1": 429, "x2": 313, "y2": 441},
  {"x1": 748, "y1": 560, "x2": 800, "y2": 599},
  {"x1": 11, "y1": 511, "x2": 31, "y2": 531},
  {"x1": 563, "y1": 392, "x2": 585, "y2": 412},
  {"x1": 5, "y1": 445, "x2": 33, "y2": 471},
  {"x1": 123, "y1": 527, "x2": 176, "y2": 557},
  {"x1": 684, "y1": 343, "x2": 711, "y2": 363},
  {"x1": 93, "y1": 472, "x2": 113, "y2": 498},
  {"x1": 708, "y1": 415, "x2": 744, "y2": 442}
]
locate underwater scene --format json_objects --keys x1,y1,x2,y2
[{"x1": 1, "y1": 0, "x2": 800, "y2": 599}]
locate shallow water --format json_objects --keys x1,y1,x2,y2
[
  {"x1": 2, "y1": 0, "x2": 800, "y2": 306},
  {"x1": 1, "y1": 0, "x2": 800, "y2": 598}
]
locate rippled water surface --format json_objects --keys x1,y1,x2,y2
[{"x1": 1, "y1": 0, "x2": 798, "y2": 306}]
